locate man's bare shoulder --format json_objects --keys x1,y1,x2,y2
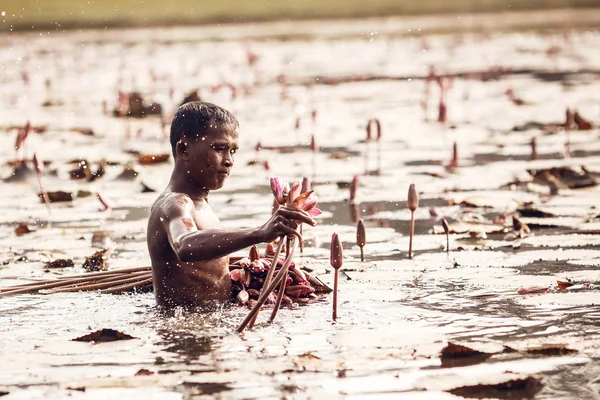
[{"x1": 150, "y1": 190, "x2": 195, "y2": 217}]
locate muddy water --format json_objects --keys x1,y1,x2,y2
[{"x1": 1, "y1": 14, "x2": 600, "y2": 399}]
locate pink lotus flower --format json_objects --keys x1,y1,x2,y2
[
  {"x1": 270, "y1": 177, "x2": 289, "y2": 205},
  {"x1": 287, "y1": 182, "x2": 322, "y2": 217}
]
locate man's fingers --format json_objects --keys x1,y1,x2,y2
[
  {"x1": 277, "y1": 207, "x2": 317, "y2": 226},
  {"x1": 278, "y1": 224, "x2": 303, "y2": 242}
]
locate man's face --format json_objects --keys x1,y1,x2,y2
[{"x1": 181, "y1": 123, "x2": 239, "y2": 191}]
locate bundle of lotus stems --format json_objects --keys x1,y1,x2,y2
[
  {"x1": 0, "y1": 266, "x2": 153, "y2": 297},
  {"x1": 0, "y1": 251, "x2": 330, "y2": 302}
]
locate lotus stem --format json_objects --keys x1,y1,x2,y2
[
  {"x1": 32, "y1": 153, "x2": 51, "y2": 215},
  {"x1": 237, "y1": 238, "x2": 298, "y2": 333},
  {"x1": 0, "y1": 267, "x2": 152, "y2": 297},
  {"x1": 409, "y1": 211, "x2": 415, "y2": 259},
  {"x1": 46, "y1": 271, "x2": 151, "y2": 293},
  {"x1": 442, "y1": 217, "x2": 450, "y2": 253},
  {"x1": 248, "y1": 238, "x2": 284, "y2": 328},
  {"x1": 333, "y1": 268, "x2": 339, "y2": 320},
  {"x1": 100, "y1": 277, "x2": 153, "y2": 294}
]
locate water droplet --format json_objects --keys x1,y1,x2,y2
[{"x1": 159, "y1": 217, "x2": 164, "y2": 221}]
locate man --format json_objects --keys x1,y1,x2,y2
[{"x1": 147, "y1": 102, "x2": 316, "y2": 308}]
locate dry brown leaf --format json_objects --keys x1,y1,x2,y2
[
  {"x1": 44, "y1": 259, "x2": 74, "y2": 269},
  {"x1": 448, "y1": 377, "x2": 542, "y2": 399},
  {"x1": 138, "y1": 153, "x2": 170, "y2": 165},
  {"x1": 441, "y1": 342, "x2": 489, "y2": 359},
  {"x1": 134, "y1": 368, "x2": 155, "y2": 376},
  {"x1": 14, "y1": 222, "x2": 34, "y2": 236},
  {"x1": 525, "y1": 344, "x2": 577, "y2": 356},
  {"x1": 42, "y1": 191, "x2": 73, "y2": 203},
  {"x1": 83, "y1": 249, "x2": 109, "y2": 272},
  {"x1": 72, "y1": 328, "x2": 135, "y2": 343}
]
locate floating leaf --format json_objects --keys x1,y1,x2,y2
[
  {"x1": 72, "y1": 328, "x2": 135, "y2": 343},
  {"x1": 441, "y1": 342, "x2": 489, "y2": 359},
  {"x1": 82, "y1": 249, "x2": 110, "y2": 272},
  {"x1": 525, "y1": 344, "x2": 577, "y2": 356},
  {"x1": 448, "y1": 377, "x2": 542, "y2": 399},
  {"x1": 43, "y1": 191, "x2": 73, "y2": 203},
  {"x1": 14, "y1": 222, "x2": 34, "y2": 236},
  {"x1": 44, "y1": 259, "x2": 74, "y2": 269},
  {"x1": 134, "y1": 368, "x2": 155, "y2": 376},
  {"x1": 138, "y1": 153, "x2": 170, "y2": 165}
]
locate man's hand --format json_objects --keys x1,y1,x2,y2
[{"x1": 259, "y1": 206, "x2": 317, "y2": 243}]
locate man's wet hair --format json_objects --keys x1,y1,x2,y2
[{"x1": 170, "y1": 102, "x2": 239, "y2": 157}]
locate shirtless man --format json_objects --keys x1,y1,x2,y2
[{"x1": 147, "y1": 102, "x2": 316, "y2": 308}]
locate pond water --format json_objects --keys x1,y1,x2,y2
[{"x1": 1, "y1": 12, "x2": 600, "y2": 399}]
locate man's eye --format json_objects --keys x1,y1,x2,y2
[
  {"x1": 230, "y1": 149, "x2": 237, "y2": 155},
  {"x1": 214, "y1": 147, "x2": 225, "y2": 152}
]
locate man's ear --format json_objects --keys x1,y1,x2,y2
[{"x1": 176, "y1": 140, "x2": 189, "y2": 161}]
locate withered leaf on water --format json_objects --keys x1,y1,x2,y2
[
  {"x1": 44, "y1": 259, "x2": 74, "y2": 268},
  {"x1": 82, "y1": 249, "x2": 110, "y2": 272},
  {"x1": 448, "y1": 377, "x2": 542, "y2": 399},
  {"x1": 72, "y1": 328, "x2": 135, "y2": 343},
  {"x1": 116, "y1": 164, "x2": 139, "y2": 181},
  {"x1": 527, "y1": 166, "x2": 597, "y2": 190},
  {"x1": 41, "y1": 191, "x2": 73, "y2": 203},
  {"x1": 138, "y1": 153, "x2": 170, "y2": 165},
  {"x1": 134, "y1": 368, "x2": 155, "y2": 376},
  {"x1": 69, "y1": 160, "x2": 92, "y2": 180},
  {"x1": 14, "y1": 222, "x2": 34, "y2": 236},
  {"x1": 441, "y1": 342, "x2": 490, "y2": 359},
  {"x1": 91, "y1": 231, "x2": 112, "y2": 249},
  {"x1": 517, "y1": 207, "x2": 556, "y2": 218},
  {"x1": 525, "y1": 344, "x2": 577, "y2": 356}
]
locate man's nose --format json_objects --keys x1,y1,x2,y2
[{"x1": 223, "y1": 152, "x2": 234, "y2": 167}]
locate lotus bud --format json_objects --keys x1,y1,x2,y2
[
  {"x1": 301, "y1": 176, "x2": 310, "y2": 194},
  {"x1": 407, "y1": 184, "x2": 418, "y2": 259},
  {"x1": 330, "y1": 232, "x2": 343, "y2": 321},
  {"x1": 407, "y1": 184, "x2": 419, "y2": 212},
  {"x1": 330, "y1": 233, "x2": 343, "y2": 270},
  {"x1": 357, "y1": 219, "x2": 366, "y2": 262},
  {"x1": 310, "y1": 134, "x2": 318, "y2": 152},
  {"x1": 266, "y1": 242, "x2": 275, "y2": 254},
  {"x1": 249, "y1": 245, "x2": 260, "y2": 261}
]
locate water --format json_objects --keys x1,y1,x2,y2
[{"x1": 1, "y1": 13, "x2": 600, "y2": 399}]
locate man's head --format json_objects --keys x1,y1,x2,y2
[{"x1": 170, "y1": 102, "x2": 240, "y2": 191}]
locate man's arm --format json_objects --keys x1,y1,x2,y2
[{"x1": 162, "y1": 196, "x2": 316, "y2": 263}]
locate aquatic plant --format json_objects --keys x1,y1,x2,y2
[
  {"x1": 356, "y1": 219, "x2": 366, "y2": 262},
  {"x1": 330, "y1": 232, "x2": 343, "y2": 320},
  {"x1": 407, "y1": 184, "x2": 419, "y2": 259},
  {"x1": 32, "y1": 153, "x2": 51, "y2": 214},
  {"x1": 441, "y1": 217, "x2": 450, "y2": 253}
]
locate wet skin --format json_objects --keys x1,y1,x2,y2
[{"x1": 147, "y1": 122, "x2": 316, "y2": 308}]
